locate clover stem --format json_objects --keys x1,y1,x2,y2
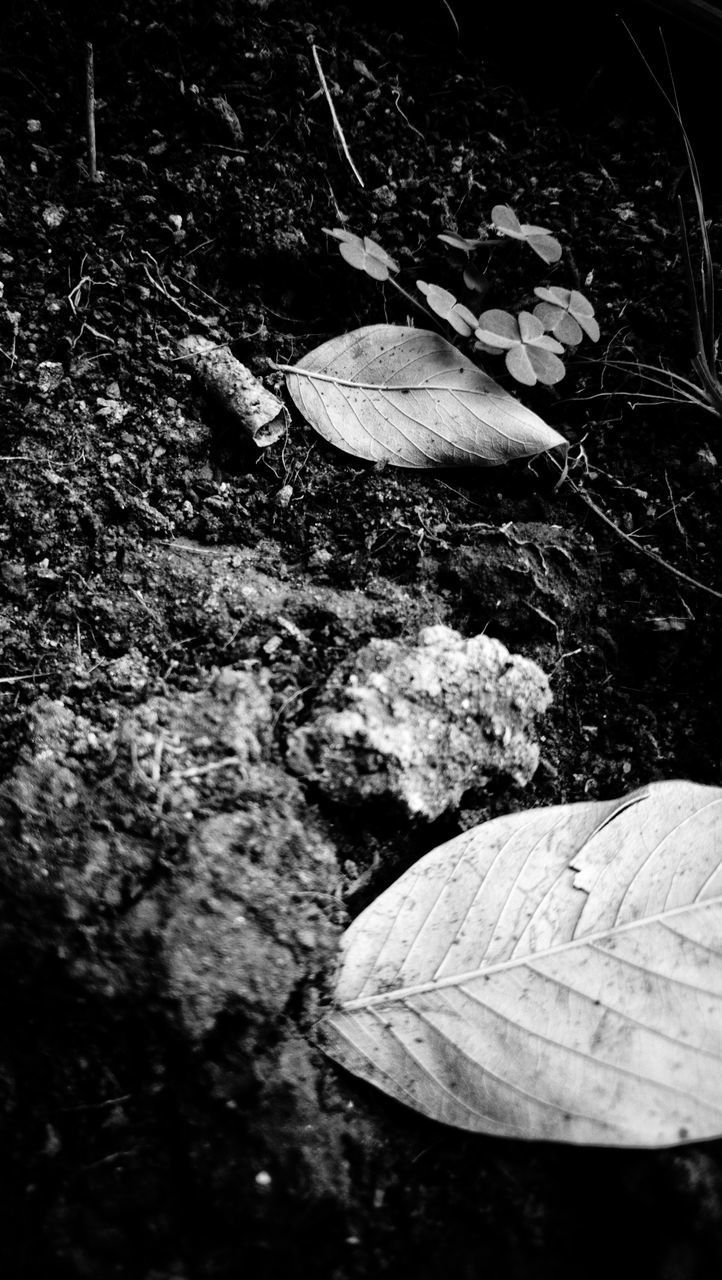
[{"x1": 388, "y1": 277, "x2": 439, "y2": 327}]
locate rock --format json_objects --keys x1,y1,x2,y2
[{"x1": 288, "y1": 624, "x2": 551, "y2": 819}]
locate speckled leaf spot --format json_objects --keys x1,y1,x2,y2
[
  {"x1": 323, "y1": 780, "x2": 722, "y2": 1147},
  {"x1": 281, "y1": 325, "x2": 566, "y2": 468}
]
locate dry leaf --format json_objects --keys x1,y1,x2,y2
[
  {"x1": 281, "y1": 325, "x2": 566, "y2": 468},
  {"x1": 324, "y1": 780, "x2": 722, "y2": 1147}
]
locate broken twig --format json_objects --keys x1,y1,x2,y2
[
  {"x1": 310, "y1": 44, "x2": 364, "y2": 188},
  {"x1": 85, "y1": 42, "x2": 98, "y2": 182},
  {"x1": 178, "y1": 334, "x2": 288, "y2": 447}
]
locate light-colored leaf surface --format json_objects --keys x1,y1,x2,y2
[
  {"x1": 324, "y1": 228, "x2": 399, "y2": 280},
  {"x1": 534, "y1": 302, "x2": 583, "y2": 346},
  {"x1": 517, "y1": 311, "x2": 546, "y2": 343},
  {"x1": 533, "y1": 287, "x2": 600, "y2": 342},
  {"x1": 491, "y1": 204, "x2": 527, "y2": 237},
  {"x1": 282, "y1": 325, "x2": 566, "y2": 468},
  {"x1": 474, "y1": 309, "x2": 519, "y2": 349},
  {"x1": 475, "y1": 312, "x2": 565, "y2": 386},
  {"x1": 324, "y1": 780, "x2": 722, "y2": 1147},
  {"x1": 490, "y1": 205, "x2": 562, "y2": 263},
  {"x1": 416, "y1": 281, "x2": 478, "y2": 337},
  {"x1": 437, "y1": 231, "x2": 489, "y2": 253},
  {"x1": 506, "y1": 341, "x2": 565, "y2": 386},
  {"x1": 525, "y1": 234, "x2": 563, "y2": 264}
]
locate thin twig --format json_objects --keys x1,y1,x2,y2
[
  {"x1": 85, "y1": 42, "x2": 98, "y2": 182},
  {"x1": 67, "y1": 272, "x2": 92, "y2": 314},
  {"x1": 139, "y1": 257, "x2": 211, "y2": 326},
  {"x1": 388, "y1": 277, "x2": 439, "y2": 326},
  {"x1": 0, "y1": 673, "x2": 51, "y2": 684},
  {"x1": 127, "y1": 585, "x2": 163, "y2": 621},
  {"x1": 663, "y1": 468, "x2": 689, "y2": 545},
  {"x1": 569, "y1": 479, "x2": 722, "y2": 602},
  {"x1": 172, "y1": 271, "x2": 230, "y2": 313},
  {"x1": 390, "y1": 86, "x2": 425, "y2": 140},
  {"x1": 310, "y1": 44, "x2": 364, "y2": 188},
  {"x1": 171, "y1": 755, "x2": 244, "y2": 781},
  {"x1": 440, "y1": 0, "x2": 460, "y2": 38}
]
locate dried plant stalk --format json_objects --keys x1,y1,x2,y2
[
  {"x1": 85, "y1": 42, "x2": 98, "y2": 182},
  {"x1": 179, "y1": 335, "x2": 288, "y2": 447}
]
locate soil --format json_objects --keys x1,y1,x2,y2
[{"x1": 1, "y1": 1, "x2": 722, "y2": 1277}]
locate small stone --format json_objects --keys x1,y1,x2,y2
[
  {"x1": 308, "y1": 548, "x2": 332, "y2": 570},
  {"x1": 208, "y1": 96, "x2": 244, "y2": 144},
  {"x1": 372, "y1": 184, "x2": 397, "y2": 208},
  {"x1": 688, "y1": 445, "x2": 718, "y2": 482},
  {"x1": 41, "y1": 204, "x2": 66, "y2": 228},
  {"x1": 274, "y1": 484, "x2": 293, "y2": 508},
  {"x1": 36, "y1": 361, "x2": 64, "y2": 394}
]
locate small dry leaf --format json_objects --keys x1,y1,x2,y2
[{"x1": 324, "y1": 780, "x2": 722, "y2": 1148}]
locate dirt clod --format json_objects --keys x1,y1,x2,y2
[{"x1": 288, "y1": 624, "x2": 551, "y2": 818}]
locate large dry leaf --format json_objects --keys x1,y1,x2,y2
[
  {"x1": 282, "y1": 325, "x2": 566, "y2": 468},
  {"x1": 324, "y1": 780, "x2": 722, "y2": 1147}
]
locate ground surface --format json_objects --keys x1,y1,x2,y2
[{"x1": 1, "y1": 1, "x2": 722, "y2": 1277}]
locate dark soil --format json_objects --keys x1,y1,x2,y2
[{"x1": 1, "y1": 1, "x2": 722, "y2": 1277}]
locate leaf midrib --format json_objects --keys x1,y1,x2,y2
[
  {"x1": 336, "y1": 891, "x2": 722, "y2": 1012},
  {"x1": 279, "y1": 366, "x2": 495, "y2": 395}
]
